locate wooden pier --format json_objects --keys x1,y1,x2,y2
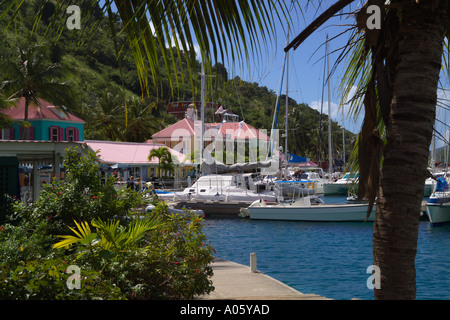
[{"x1": 198, "y1": 257, "x2": 331, "y2": 300}]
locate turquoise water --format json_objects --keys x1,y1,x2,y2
[{"x1": 202, "y1": 196, "x2": 450, "y2": 300}]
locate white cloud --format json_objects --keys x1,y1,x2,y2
[
  {"x1": 342, "y1": 85, "x2": 358, "y2": 105},
  {"x1": 309, "y1": 99, "x2": 340, "y2": 120},
  {"x1": 149, "y1": 22, "x2": 202, "y2": 61}
]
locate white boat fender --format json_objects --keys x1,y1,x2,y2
[{"x1": 249, "y1": 199, "x2": 262, "y2": 207}]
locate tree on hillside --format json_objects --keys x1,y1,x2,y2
[
  {"x1": 85, "y1": 91, "x2": 125, "y2": 141},
  {"x1": 123, "y1": 96, "x2": 163, "y2": 143},
  {"x1": 0, "y1": 42, "x2": 74, "y2": 138}
]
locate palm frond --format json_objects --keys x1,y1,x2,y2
[{"x1": 53, "y1": 220, "x2": 94, "y2": 249}]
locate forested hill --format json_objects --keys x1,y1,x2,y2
[{"x1": 0, "y1": 0, "x2": 355, "y2": 161}]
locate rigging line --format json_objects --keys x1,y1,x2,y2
[
  {"x1": 435, "y1": 117, "x2": 450, "y2": 129},
  {"x1": 291, "y1": 57, "x2": 305, "y2": 103},
  {"x1": 433, "y1": 128, "x2": 449, "y2": 145},
  {"x1": 437, "y1": 101, "x2": 450, "y2": 112},
  {"x1": 317, "y1": 37, "x2": 327, "y2": 163}
]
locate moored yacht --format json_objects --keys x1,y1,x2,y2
[
  {"x1": 426, "y1": 175, "x2": 450, "y2": 225},
  {"x1": 158, "y1": 173, "x2": 277, "y2": 203},
  {"x1": 323, "y1": 172, "x2": 359, "y2": 195},
  {"x1": 247, "y1": 195, "x2": 375, "y2": 222}
]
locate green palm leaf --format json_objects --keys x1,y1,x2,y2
[{"x1": 53, "y1": 220, "x2": 95, "y2": 249}]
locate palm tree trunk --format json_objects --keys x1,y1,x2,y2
[
  {"x1": 21, "y1": 97, "x2": 31, "y2": 140},
  {"x1": 373, "y1": 3, "x2": 445, "y2": 300}
]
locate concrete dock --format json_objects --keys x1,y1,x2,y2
[{"x1": 198, "y1": 257, "x2": 330, "y2": 300}]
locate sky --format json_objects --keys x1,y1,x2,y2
[
  {"x1": 219, "y1": 1, "x2": 366, "y2": 135},
  {"x1": 105, "y1": 1, "x2": 450, "y2": 148}
]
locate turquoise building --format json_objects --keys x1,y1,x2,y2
[{"x1": 0, "y1": 98, "x2": 84, "y2": 141}]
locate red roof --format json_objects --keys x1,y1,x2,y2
[
  {"x1": 214, "y1": 122, "x2": 270, "y2": 141},
  {"x1": 1, "y1": 97, "x2": 84, "y2": 122},
  {"x1": 152, "y1": 119, "x2": 269, "y2": 141},
  {"x1": 152, "y1": 118, "x2": 197, "y2": 140}
]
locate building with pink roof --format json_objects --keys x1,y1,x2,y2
[
  {"x1": 85, "y1": 140, "x2": 188, "y2": 165},
  {"x1": 151, "y1": 106, "x2": 270, "y2": 158},
  {"x1": 0, "y1": 97, "x2": 84, "y2": 142},
  {"x1": 84, "y1": 140, "x2": 193, "y2": 184}
]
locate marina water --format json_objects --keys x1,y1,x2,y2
[{"x1": 202, "y1": 196, "x2": 450, "y2": 300}]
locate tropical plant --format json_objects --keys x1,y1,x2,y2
[
  {"x1": 148, "y1": 146, "x2": 174, "y2": 177},
  {"x1": 52, "y1": 202, "x2": 214, "y2": 299},
  {"x1": 0, "y1": 257, "x2": 126, "y2": 300},
  {"x1": 122, "y1": 95, "x2": 163, "y2": 142},
  {"x1": 1, "y1": 147, "x2": 214, "y2": 299},
  {"x1": 85, "y1": 90, "x2": 126, "y2": 141},
  {"x1": 0, "y1": 42, "x2": 75, "y2": 138},
  {"x1": 53, "y1": 217, "x2": 160, "y2": 252}
]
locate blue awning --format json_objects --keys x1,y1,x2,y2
[{"x1": 288, "y1": 153, "x2": 307, "y2": 163}]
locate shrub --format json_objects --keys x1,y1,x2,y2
[
  {"x1": 0, "y1": 148, "x2": 215, "y2": 299},
  {"x1": 0, "y1": 258, "x2": 125, "y2": 300},
  {"x1": 52, "y1": 202, "x2": 215, "y2": 299}
]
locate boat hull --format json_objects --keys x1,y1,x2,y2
[
  {"x1": 426, "y1": 204, "x2": 450, "y2": 225},
  {"x1": 424, "y1": 183, "x2": 432, "y2": 197},
  {"x1": 322, "y1": 183, "x2": 354, "y2": 195},
  {"x1": 248, "y1": 203, "x2": 375, "y2": 222}
]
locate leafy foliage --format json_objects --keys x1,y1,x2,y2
[
  {"x1": 148, "y1": 147, "x2": 175, "y2": 177},
  {"x1": 0, "y1": 148, "x2": 214, "y2": 299}
]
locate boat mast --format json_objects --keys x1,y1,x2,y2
[
  {"x1": 342, "y1": 103, "x2": 345, "y2": 168},
  {"x1": 201, "y1": 62, "x2": 205, "y2": 162},
  {"x1": 317, "y1": 40, "x2": 327, "y2": 164},
  {"x1": 285, "y1": 26, "x2": 290, "y2": 167},
  {"x1": 269, "y1": 43, "x2": 288, "y2": 160},
  {"x1": 326, "y1": 34, "x2": 332, "y2": 181}
]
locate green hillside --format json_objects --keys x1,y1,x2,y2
[{"x1": 0, "y1": 0, "x2": 355, "y2": 162}]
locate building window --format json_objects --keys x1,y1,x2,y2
[
  {"x1": 67, "y1": 128, "x2": 74, "y2": 141},
  {"x1": 49, "y1": 126, "x2": 63, "y2": 141},
  {"x1": 19, "y1": 126, "x2": 34, "y2": 140},
  {"x1": 0, "y1": 127, "x2": 11, "y2": 140},
  {"x1": 65, "y1": 127, "x2": 79, "y2": 142},
  {"x1": 51, "y1": 127, "x2": 59, "y2": 141}
]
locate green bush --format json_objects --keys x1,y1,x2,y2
[
  {"x1": 0, "y1": 258, "x2": 125, "y2": 300},
  {"x1": 0, "y1": 148, "x2": 215, "y2": 299},
  {"x1": 52, "y1": 203, "x2": 214, "y2": 299}
]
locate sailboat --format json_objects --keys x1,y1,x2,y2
[
  {"x1": 426, "y1": 175, "x2": 450, "y2": 224},
  {"x1": 426, "y1": 133, "x2": 450, "y2": 224}
]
